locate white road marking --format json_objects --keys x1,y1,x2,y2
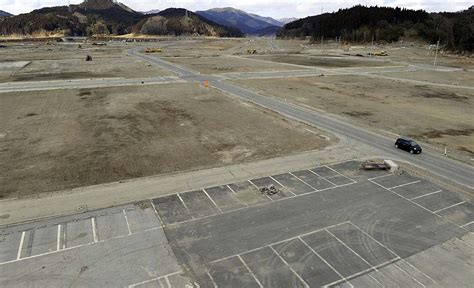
[
  {"x1": 354, "y1": 258, "x2": 402, "y2": 285},
  {"x1": 434, "y1": 201, "x2": 466, "y2": 214},
  {"x1": 202, "y1": 189, "x2": 223, "y2": 213},
  {"x1": 368, "y1": 173, "x2": 395, "y2": 181},
  {"x1": 225, "y1": 184, "x2": 249, "y2": 207},
  {"x1": 210, "y1": 221, "x2": 351, "y2": 265},
  {"x1": 238, "y1": 255, "x2": 264, "y2": 288},
  {"x1": 269, "y1": 175, "x2": 297, "y2": 196},
  {"x1": 206, "y1": 270, "x2": 218, "y2": 288},
  {"x1": 226, "y1": 184, "x2": 237, "y2": 194},
  {"x1": 369, "y1": 179, "x2": 445, "y2": 220},
  {"x1": 307, "y1": 169, "x2": 337, "y2": 187},
  {"x1": 388, "y1": 180, "x2": 421, "y2": 190},
  {"x1": 297, "y1": 236, "x2": 353, "y2": 288},
  {"x1": 167, "y1": 182, "x2": 355, "y2": 227},
  {"x1": 91, "y1": 217, "x2": 98, "y2": 243},
  {"x1": 248, "y1": 180, "x2": 273, "y2": 201},
  {"x1": 349, "y1": 222, "x2": 439, "y2": 285},
  {"x1": 461, "y1": 221, "x2": 473, "y2": 227},
  {"x1": 56, "y1": 224, "x2": 61, "y2": 251},
  {"x1": 177, "y1": 193, "x2": 195, "y2": 219},
  {"x1": 1, "y1": 226, "x2": 163, "y2": 266},
  {"x1": 269, "y1": 246, "x2": 310, "y2": 287},
  {"x1": 325, "y1": 229, "x2": 387, "y2": 285},
  {"x1": 289, "y1": 172, "x2": 319, "y2": 191},
  {"x1": 394, "y1": 263, "x2": 426, "y2": 287},
  {"x1": 324, "y1": 165, "x2": 357, "y2": 183},
  {"x1": 16, "y1": 231, "x2": 25, "y2": 260},
  {"x1": 149, "y1": 200, "x2": 166, "y2": 227},
  {"x1": 410, "y1": 190, "x2": 443, "y2": 200},
  {"x1": 123, "y1": 209, "x2": 132, "y2": 235},
  {"x1": 164, "y1": 275, "x2": 172, "y2": 288},
  {"x1": 128, "y1": 271, "x2": 182, "y2": 288}
]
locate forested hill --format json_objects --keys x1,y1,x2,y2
[
  {"x1": 0, "y1": 0, "x2": 242, "y2": 37},
  {"x1": 277, "y1": 5, "x2": 474, "y2": 51}
]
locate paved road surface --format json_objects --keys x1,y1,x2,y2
[
  {"x1": 0, "y1": 76, "x2": 184, "y2": 93},
  {"x1": 2, "y1": 160, "x2": 472, "y2": 287},
  {"x1": 129, "y1": 49, "x2": 474, "y2": 189}
]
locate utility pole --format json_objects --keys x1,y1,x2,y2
[{"x1": 433, "y1": 39, "x2": 440, "y2": 67}]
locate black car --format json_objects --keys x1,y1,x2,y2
[{"x1": 395, "y1": 138, "x2": 422, "y2": 154}]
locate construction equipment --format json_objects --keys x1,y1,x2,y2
[
  {"x1": 367, "y1": 50, "x2": 388, "y2": 56},
  {"x1": 144, "y1": 47, "x2": 162, "y2": 53}
]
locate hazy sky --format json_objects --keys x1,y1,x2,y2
[{"x1": 1, "y1": 0, "x2": 471, "y2": 18}]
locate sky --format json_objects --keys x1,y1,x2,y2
[{"x1": 1, "y1": 0, "x2": 472, "y2": 18}]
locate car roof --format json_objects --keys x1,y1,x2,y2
[{"x1": 398, "y1": 137, "x2": 414, "y2": 141}]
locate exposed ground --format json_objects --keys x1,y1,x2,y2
[
  {"x1": 1, "y1": 37, "x2": 473, "y2": 199},
  {"x1": 163, "y1": 55, "x2": 303, "y2": 74},
  {"x1": 245, "y1": 54, "x2": 397, "y2": 68},
  {"x1": 0, "y1": 42, "x2": 172, "y2": 82},
  {"x1": 231, "y1": 74, "x2": 474, "y2": 159},
  {"x1": 0, "y1": 83, "x2": 331, "y2": 198}
]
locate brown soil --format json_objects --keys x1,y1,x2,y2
[
  {"x1": 231, "y1": 74, "x2": 474, "y2": 160},
  {"x1": 0, "y1": 83, "x2": 332, "y2": 198},
  {"x1": 246, "y1": 54, "x2": 395, "y2": 68}
]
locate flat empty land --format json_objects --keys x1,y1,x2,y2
[
  {"x1": 163, "y1": 55, "x2": 304, "y2": 74},
  {"x1": 384, "y1": 70, "x2": 474, "y2": 87},
  {"x1": 231, "y1": 74, "x2": 474, "y2": 158},
  {"x1": 0, "y1": 43, "x2": 172, "y2": 82},
  {"x1": 0, "y1": 83, "x2": 331, "y2": 198},
  {"x1": 246, "y1": 54, "x2": 396, "y2": 68}
]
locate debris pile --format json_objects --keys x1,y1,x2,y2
[
  {"x1": 85, "y1": 55, "x2": 92, "y2": 61},
  {"x1": 360, "y1": 160, "x2": 389, "y2": 170},
  {"x1": 260, "y1": 185, "x2": 279, "y2": 195},
  {"x1": 144, "y1": 47, "x2": 162, "y2": 53}
]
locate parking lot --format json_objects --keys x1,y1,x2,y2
[{"x1": 1, "y1": 160, "x2": 473, "y2": 287}]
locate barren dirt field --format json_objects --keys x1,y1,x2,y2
[
  {"x1": 1, "y1": 38, "x2": 473, "y2": 198},
  {"x1": 383, "y1": 70, "x2": 474, "y2": 87},
  {"x1": 0, "y1": 83, "x2": 331, "y2": 198},
  {"x1": 245, "y1": 54, "x2": 396, "y2": 68},
  {"x1": 0, "y1": 42, "x2": 172, "y2": 82},
  {"x1": 164, "y1": 55, "x2": 305, "y2": 74},
  {"x1": 231, "y1": 74, "x2": 474, "y2": 158}
]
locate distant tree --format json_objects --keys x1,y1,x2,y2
[{"x1": 140, "y1": 16, "x2": 167, "y2": 35}]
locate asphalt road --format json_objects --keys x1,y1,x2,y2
[
  {"x1": 129, "y1": 49, "x2": 474, "y2": 189},
  {"x1": 0, "y1": 76, "x2": 183, "y2": 93}
]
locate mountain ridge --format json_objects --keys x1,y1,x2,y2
[
  {"x1": 0, "y1": 1, "x2": 242, "y2": 37},
  {"x1": 196, "y1": 7, "x2": 282, "y2": 35},
  {"x1": 0, "y1": 10, "x2": 13, "y2": 17}
]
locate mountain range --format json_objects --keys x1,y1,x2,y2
[
  {"x1": 196, "y1": 7, "x2": 283, "y2": 35},
  {"x1": 0, "y1": 10, "x2": 12, "y2": 17},
  {"x1": 278, "y1": 17, "x2": 298, "y2": 24},
  {"x1": 133, "y1": 8, "x2": 243, "y2": 37},
  {"x1": 0, "y1": 0, "x2": 242, "y2": 37}
]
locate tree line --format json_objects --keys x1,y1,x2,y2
[{"x1": 277, "y1": 5, "x2": 474, "y2": 51}]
